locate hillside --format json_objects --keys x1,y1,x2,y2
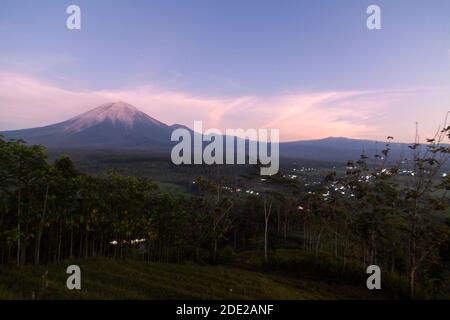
[{"x1": 0, "y1": 253, "x2": 391, "y2": 300}]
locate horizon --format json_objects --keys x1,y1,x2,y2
[
  {"x1": 0, "y1": 99, "x2": 434, "y2": 145},
  {"x1": 1, "y1": 0, "x2": 450, "y2": 142}
]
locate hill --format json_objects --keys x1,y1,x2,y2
[{"x1": 0, "y1": 253, "x2": 393, "y2": 300}]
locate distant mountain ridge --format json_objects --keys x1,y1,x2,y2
[
  {"x1": 280, "y1": 136, "x2": 408, "y2": 163},
  {"x1": 0, "y1": 102, "x2": 414, "y2": 162}
]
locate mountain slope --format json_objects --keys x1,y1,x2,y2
[
  {"x1": 1, "y1": 102, "x2": 416, "y2": 163},
  {"x1": 1, "y1": 102, "x2": 179, "y2": 149}
]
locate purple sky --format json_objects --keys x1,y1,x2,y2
[{"x1": 1, "y1": 0, "x2": 450, "y2": 142}]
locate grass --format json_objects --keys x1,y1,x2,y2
[
  {"x1": 0, "y1": 251, "x2": 397, "y2": 300},
  {"x1": 233, "y1": 249, "x2": 409, "y2": 299}
]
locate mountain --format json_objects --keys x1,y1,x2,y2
[
  {"x1": 0, "y1": 101, "x2": 411, "y2": 163},
  {"x1": 0, "y1": 102, "x2": 183, "y2": 149},
  {"x1": 280, "y1": 137, "x2": 408, "y2": 163}
]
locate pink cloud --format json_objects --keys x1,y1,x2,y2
[{"x1": 0, "y1": 72, "x2": 447, "y2": 142}]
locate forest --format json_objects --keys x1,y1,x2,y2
[{"x1": 0, "y1": 129, "x2": 450, "y2": 299}]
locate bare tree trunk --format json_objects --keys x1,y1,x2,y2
[
  {"x1": 409, "y1": 231, "x2": 417, "y2": 297},
  {"x1": 263, "y1": 197, "x2": 273, "y2": 263},
  {"x1": 264, "y1": 218, "x2": 269, "y2": 262},
  {"x1": 85, "y1": 232, "x2": 89, "y2": 258},
  {"x1": 79, "y1": 233, "x2": 83, "y2": 258},
  {"x1": 57, "y1": 228, "x2": 62, "y2": 263},
  {"x1": 69, "y1": 230, "x2": 73, "y2": 258},
  {"x1": 35, "y1": 183, "x2": 49, "y2": 265},
  {"x1": 213, "y1": 239, "x2": 218, "y2": 264},
  {"x1": 315, "y1": 228, "x2": 323, "y2": 257},
  {"x1": 410, "y1": 266, "x2": 416, "y2": 298},
  {"x1": 409, "y1": 199, "x2": 418, "y2": 298},
  {"x1": 334, "y1": 230, "x2": 338, "y2": 258},
  {"x1": 303, "y1": 223, "x2": 307, "y2": 250},
  {"x1": 16, "y1": 190, "x2": 21, "y2": 266}
]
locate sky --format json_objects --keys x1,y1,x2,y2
[{"x1": 0, "y1": 0, "x2": 449, "y2": 142}]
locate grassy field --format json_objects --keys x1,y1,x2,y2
[{"x1": 0, "y1": 251, "x2": 395, "y2": 300}]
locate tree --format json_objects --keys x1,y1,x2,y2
[{"x1": 195, "y1": 177, "x2": 234, "y2": 264}]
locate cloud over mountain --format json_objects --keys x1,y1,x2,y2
[{"x1": 0, "y1": 72, "x2": 447, "y2": 142}]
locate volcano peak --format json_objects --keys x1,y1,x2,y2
[{"x1": 63, "y1": 101, "x2": 162, "y2": 133}]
